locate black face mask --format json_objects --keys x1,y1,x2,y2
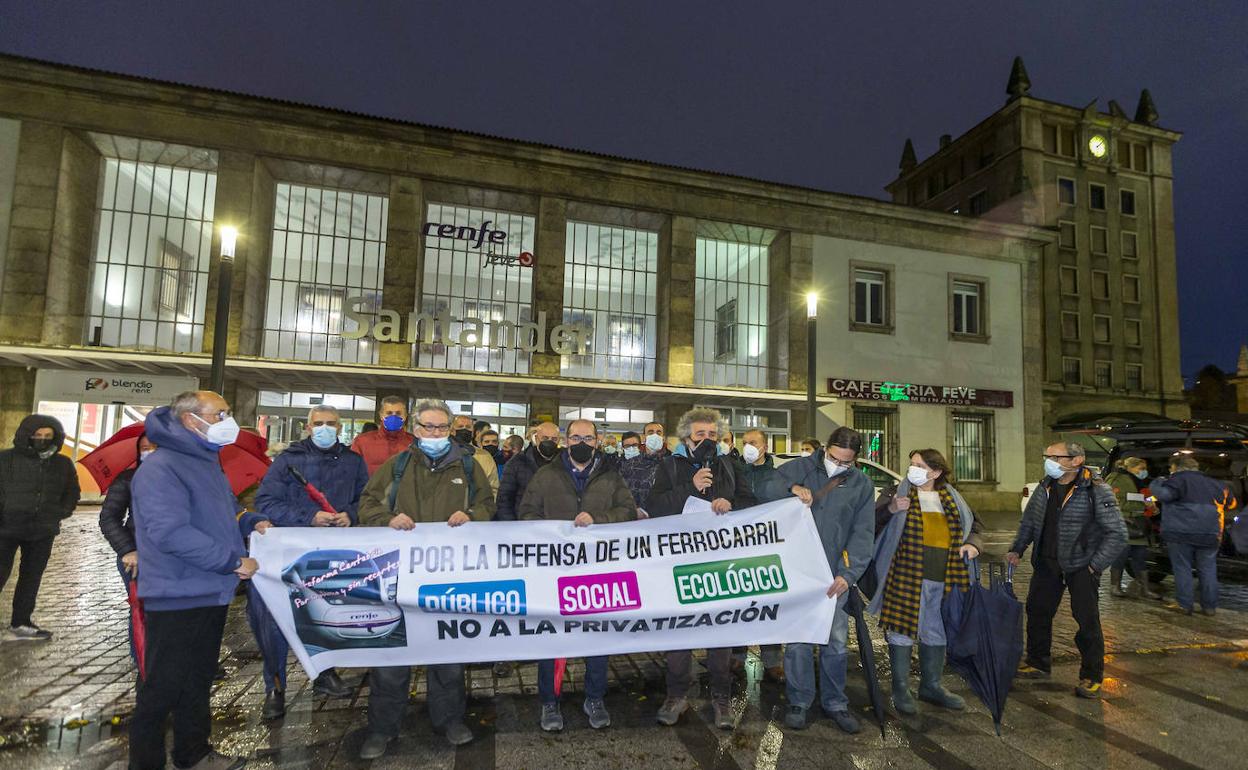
[
  {"x1": 453, "y1": 429, "x2": 474, "y2": 446},
  {"x1": 537, "y1": 439, "x2": 558, "y2": 459},
  {"x1": 568, "y1": 442, "x2": 595, "y2": 465},
  {"x1": 29, "y1": 437, "x2": 54, "y2": 453},
  {"x1": 691, "y1": 438, "x2": 717, "y2": 465}
]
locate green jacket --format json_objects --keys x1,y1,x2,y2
[
  {"x1": 518, "y1": 456, "x2": 636, "y2": 523},
  {"x1": 1104, "y1": 469, "x2": 1148, "y2": 545},
  {"x1": 358, "y1": 443, "x2": 495, "y2": 525}
]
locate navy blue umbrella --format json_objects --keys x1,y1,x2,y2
[
  {"x1": 941, "y1": 560, "x2": 1024, "y2": 736},
  {"x1": 845, "y1": 587, "x2": 888, "y2": 739}
]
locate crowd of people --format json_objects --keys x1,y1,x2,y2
[{"x1": 0, "y1": 391, "x2": 1238, "y2": 769}]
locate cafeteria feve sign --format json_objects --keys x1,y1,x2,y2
[{"x1": 827, "y1": 378, "x2": 1014, "y2": 408}]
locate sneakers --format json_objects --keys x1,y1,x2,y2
[
  {"x1": 441, "y1": 721, "x2": 473, "y2": 746},
  {"x1": 1016, "y1": 662, "x2": 1051, "y2": 679},
  {"x1": 1164, "y1": 602, "x2": 1193, "y2": 616},
  {"x1": 711, "y1": 698, "x2": 733, "y2": 730},
  {"x1": 824, "y1": 709, "x2": 861, "y2": 734},
  {"x1": 1075, "y1": 679, "x2": 1102, "y2": 699},
  {"x1": 261, "y1": 690, "x2": 285, "y2": 720},
  {"x1": 312, "y1": 669, "x2": 352, "y2": 698},
  {"x1": 358, "y1": 732, "x2": 393, "y2": 760},
  {"x1": 583, "y1": 698, "x2": 611, "y2": 729},
  {"x1": 540, "y1": 703, "x2": 564, "y2": 732},
  {"x1": 7, "y1": 624, "x2": 52, "y2": 641},
  {"x1": 656, "y1": 696, "x2": 689, "y2": 726},
  {"x1": 783, "y1": 705, "x2": 809, "y2": 730},
  {"x1": 187, "y1": 751, "x2": 246, "y2": 770}
]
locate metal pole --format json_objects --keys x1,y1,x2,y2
[
  {"x1": 806, "y1": 315, "x2": 817, "y2": 440},
  {"x1": 209, "y1": 255, "x2": 233, "y2": 396}
]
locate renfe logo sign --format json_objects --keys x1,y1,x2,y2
[{"x1": 423, "y1": 219, "x2": 535, "y2": 269}]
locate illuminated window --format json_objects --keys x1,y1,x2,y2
[
  {"x1": 853, "y1": 269, "x2": 888, "y2": 326},
  {"x1": 951, "y1": 280, "x2": 984, "y2": 336},
  {"x1": 86, "y1": 138, "x2": 217, "y2": 352},
  {"x1": 852, "y1": 407, "x2": 898, "y2": 470},
  {"x1": 695, "y1": 229, "x2": 771, "y2": 388}
]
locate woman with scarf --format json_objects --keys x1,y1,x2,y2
[{"x1": 868, "y1": 448, "x2": 983, "y2": 715}]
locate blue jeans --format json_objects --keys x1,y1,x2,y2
[
  {"x1": 1114, "y1": 544, "x2": 1148, "y2": 578},
  {"x1": 784, "y1": 602, "x2": 850, "y2": 711},
  {"x1": 538, "y1": 656, "x2": 608, "y2": 704},
  {"x1": 1167, "y1": 542, "x2": 1218, "y2": 611},
  {"x1": 245, "y1": 581, "x2": 289, "y2": 692}
]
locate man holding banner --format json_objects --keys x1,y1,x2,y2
[
  {"x1": 645, "y1": 407, "x2": 756, "y2": 729},
  {"x1": 355, "y1": 397, "x2": 496, "y2": 759},
  {"x1": 519, "y1": 418, "x2": 638, "y2": 732}
]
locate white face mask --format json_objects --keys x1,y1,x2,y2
[
  {"x1": 824, "y1": 457, "x2": 850, "y2": 477},
  {"x1": 1044, "y1": 458, "x2": 1066, "y2": 479},
  {"x1": 192, "y1": 413, "x2": 240, "y2": 446},
  {"x1": 645, "y1": 433, "x2": 664, "y2": 453},
  {"x1": 140, "y1": 449, "x2": 156, "y2": 461},
  {"x1": 742, "y1": 444, "x2": 762, "y2": 464},
  {"x1": 907, "y1": 465, "x2": 931, "y2": 487},
  {"x1": 720, "y1": 440, "x2": 733, "y2": 454},
  {"x1": 800, "y1": 450, "x2": 812, "y2": 458}
]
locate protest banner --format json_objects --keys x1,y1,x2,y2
[{"x1": 249, "y1": 497, "x2": 836, "y2": 677}]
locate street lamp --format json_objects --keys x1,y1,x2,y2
[
  {"x1": 209, "y1": 225, "x2": 238, "y2": 396},
  {"x1": 806, "y1": 291, "x2": 818, "y2": 441}
]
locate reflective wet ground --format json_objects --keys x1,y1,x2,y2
[{"x1": 1, "y1": 513, "x2": 1246, "y2": 769}]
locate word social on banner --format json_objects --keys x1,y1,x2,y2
[{"x1": 249, "y1": 498, "x2": 836, "y2": 677}]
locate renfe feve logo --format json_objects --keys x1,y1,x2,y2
[
  {"x1": 673, "y1": 555, "x2": 788, "y2": 604},
  {"x1": 417, "y1": 579, "x2": 527, "y2": 616},
  {"x1": 557, "y1": 571, "x2": 642, "y2": 616}
]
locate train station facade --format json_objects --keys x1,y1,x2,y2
[{"x1": 0, "y1": 55, "x2": 1048, "y2": 510}]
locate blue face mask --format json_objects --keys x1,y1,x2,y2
[
  {"x1": 382, "y1": 414, "x2": 405, "y2": 432},
  {"x1": 420, "y1": 436, "x2": 451, "y2": 458},
  {"x1": 623, "y1": 446, "x2": 641, "y2": 460},
  {"x1": 311, "y1": 425, "x2": 338, "y2": 449}
]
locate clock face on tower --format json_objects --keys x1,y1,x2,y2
[{"x1": 1088, "y1": 134, "x2": 1108, "y2": 158}]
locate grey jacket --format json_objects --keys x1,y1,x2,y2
[
  {"x1": 762, "y1": 455, "x2": 875, "y2": 585},
  {"x1": 1010, "y1": 467, "x2": 1127, "y2": 573}
]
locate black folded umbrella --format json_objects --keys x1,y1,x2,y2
[
  {"x1": 941, "y1": 561, "x2": 1024, "y2": 736},
  {"x1": 845, "y1": 587, "x2": 887, "y2": 739}
]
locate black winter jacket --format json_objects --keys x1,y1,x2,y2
[
  {"x1": 0, "y1": 414, "x2": 81, "y2": 539},
  {"x1": 495, "y1": 444, "x2": 557, "y2": 521},
  {"x1": 644, "y1": 450, "x2": 757, "y2": 517},
  {"x1": 99, "y1": 467, "x2": 138, "y2": 556},
  {"x1": 1010, "y1": 467, "x2": 1128, "y2": 573}
]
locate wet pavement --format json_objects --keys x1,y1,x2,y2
[{"x1": 1, "y1": 512, "x2": 1246, "y2": 769}]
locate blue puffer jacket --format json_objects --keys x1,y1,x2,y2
[
  {"x1": 131, "y1": 407, "x2": 266, "y2": 611},
  {"x1": 1152, "y1": 470, "x2": 1237, "y2": 548},
  {"x1": 254, "y1": 438, "x2": 370, "y2": 526}
]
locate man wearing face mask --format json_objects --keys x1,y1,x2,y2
[
  {"x1": 619, "y1": 422, "x2": 669, "y2": 509},
  {"x1": 1006, "y1": 442, "x2": 1126, "y2": 699},
  {"x1": 730, "y1": 429, "x2": 786, "y2": 681},
  {"x1": 763, "y1": 427, "x2": 875, "y2": 733},
  {"x1": 356, "y1": 398, "x2": 495, "y2": 758},
  {"x1": 251, "y1": 404, "x2": 370, "y2": 717},
  {"x1": 646, "y1": 407, "x2": 757, "y2": 729},
  {"x1": 128, "y1": 391, "x2": 269, "y2": 770},
  {"x1": 519, "y1": 419, "x2": 636, "y2": 732},
  {"x1": 0, "y1": 414, "x2": 79, "y2": 641},
  {"x1": 599, "y1": 433, "x2": 622, "y2": 470},
  {"x1": 351, "y1": 396, "x2": 415, "y2": 475},
  {"x1": 451, "y1": 414, "x2": 500, "y2": 496}
]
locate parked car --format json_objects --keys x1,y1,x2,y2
[{"x1": 283, "y1": 549, "x2": 403, "y2": 643}]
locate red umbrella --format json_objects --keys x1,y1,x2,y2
[
  {"x1": 126, "y1": 579, "x2": 147, "y2": 680},
  {"x1": 80, "y1": 422, "x2": 271, "y2": 495}
]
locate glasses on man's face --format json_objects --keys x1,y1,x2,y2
[
  {"x1": 309, "y1": 420, "x2": 339, "y2": 428},
  {"x1": 568, "y1": 434, "x2": 596, "y2": 444},
  {"x1": 623, "y1": 443, "x2": 640, "y2": 451},
  {"x1": 417, "y1": 422, "x2": 451, "y2": 435},
  {"x1": 197, "y1": 409, "x2": 232, "y2": 423},
  {"x1": 1043, "y1": 454, "x2": 1076, "y2": 460},
  {"x1": 826, "y1": 455, "x2": 855, "y2": 468}
]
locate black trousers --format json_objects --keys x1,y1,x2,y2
[
  {"x1": 366, "y1": 664, "x2": 466, "y2": 737},
  {"x1": 1025, "y1": 558, "x2": 1104, "y2": 683},
  {"x1": 0, "y1": 534, "x2": 56, "y2": 627},
  {"x1": 128, "y1": 604, "x2": 228, "y2": 770}
]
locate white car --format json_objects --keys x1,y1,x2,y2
[{"x1": 285, "y1": 550, "x2": 403, "y2": 642}]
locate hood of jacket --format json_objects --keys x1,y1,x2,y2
[
  {"x1": 143, "y1": 406, "x2": 222, "y2": 462},
  {"x1": 12, "y1": 414, "x2": 67, "y2": 455}
]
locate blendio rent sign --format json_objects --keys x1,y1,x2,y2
[{"x1": 249, "y1": 499, "x2": 835, "y2": 676}]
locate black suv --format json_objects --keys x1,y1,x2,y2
[{"x1": 1052, "y1": 415, "x2": 1247, "y2": 582}]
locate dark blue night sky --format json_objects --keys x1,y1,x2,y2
[{"x1": 1, "y1": 1, "x2": 1243, "y2": 380}]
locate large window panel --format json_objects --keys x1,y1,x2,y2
[
  {"x1": 695, "y1": 237, "x2": 769, "y2": 388},
  {"x1": 561, "y1": 221, "x2": 658, "y2": 380},
  {"x1": 419, "y1": 202, "x2": 535, "y2": 373},
  {"x1": 86, "y1": 152, "x2": 217, "y2": 352},
  {"x1": 263, "y1": 183, "x2": 387, "y2": 363}
]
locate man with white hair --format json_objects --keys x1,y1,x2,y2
[
  {"x1": 645, "y1": 407, "x2": 756, "y2": 729},
  {"x1": 251, "y1": 404, "x2": 370, "y2": 717}
]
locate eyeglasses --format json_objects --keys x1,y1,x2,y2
[
  {"x1": 1043, "y1": 454, "x2": 1077, "y2": 460},
  {"x1": 568, "y1": 435, "x2": 596, "y2": 443},
  {"x1": 826, "y1": 456, "x2": 856, "y2": 468},
  {"x1": 309, "y1": 420, "x2": 339, "y2": 428},
  {"x1": 417, "y1": 422, "x2": 451, "y2": 434},
  {"x1": 622, "y1": 443, "x2": 640, "y2": 450},
  {"x1": 196, "y1": 409, "x2": 232, "y2": 422}
]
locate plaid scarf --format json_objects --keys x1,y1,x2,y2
[{"x1": 878, "y1": 486, "x2": 970, "y2": 638}]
